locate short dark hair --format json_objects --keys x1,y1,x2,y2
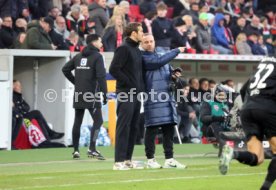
[
  {"x1": 86, "y1": 34, "x2": 100, "y2": 44},
  {"x1": 124, "y1": 22, "x2": 142, "y2": 37},
  {"x1": 156, "y1": 2, "x2": 167, "y2": 10},
  {"x1": 199, "y1": 78, "x2": 209, "y2": 85},
  {"x1": 188, "y1": 77, "x2": 198, "y2": 85},
  {"x1": 209, "y1": 79, "x2": 216, "y2": 84}
]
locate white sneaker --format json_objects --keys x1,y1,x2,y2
[
  {"x1": 219, "y1": 144, "x2": 234, "y2": 175},
  {"x1": 72, "y1": 151, "x2": 80, "y2": 159},
  {"x1": 146, "y1": 158, "x2": 162, "y2": 169},
  {"x1": 124, "y1": 160, "x2": 144, "y2": 169},
  {"x1": 164, "y1": 158, "x2": 187, "y2": 169},
  {"x1": 113, "y1": 162, "x2": 130, "y2": 170}
]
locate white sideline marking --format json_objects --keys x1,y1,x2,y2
[{"x1": 2, "y1": 172, "x2": 266, "y2": 190}]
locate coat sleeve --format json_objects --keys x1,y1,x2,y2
[
  {"x1": 102, "y1": 27, "x2": 113, "y2": 51},
  {"x1": 1, "y1": 31, "x2": 14, "y2": 48},
  {"x1": 62, "y1": 57, "x2": 76, "y2": 84},
  {"x1": 109, "y1": 46, "x2": 132, "y2": 87},
  {"x1": 199, "y1": 101, "x2": 213, "y2": 125},
  {"x1": 196, "y1": 28, "x2": 209, "y2": 51},
  {"x1": 143, "y1": 48, "x2": 180, "y2": 70},
  {"x1": 95, "y1": 55, "x2": 108, "y2": 96},
  {"x1": 27, "y1": 29, "x2": 52, "y2": 49},
  {"x1": 99, "y1": 9, "x2": 108, "y2": 29},
  {"x1": 236, "y1": 42, "x2": 247, "y2": 55},
  {"x1": 211, "y1": 27, "x2": 229, "y2": 48}
]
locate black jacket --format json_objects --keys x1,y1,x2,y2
[
  {"x1": 152, "y1": 17, "x2": 174, "y2": 47},
  {"x1": 62, "y1": 44, "x2": 107, "y2": 109},
  {"x1": 13, "y1": 91, "x2": 30, "y2": 118},
  {"x1": 0, "y1": 26, "x2": 17, "y2": 48},
  {"x1": 170, "y1": 29, "x2": 187, "y2": 49},
  {"x1": 49, "y1": 29, "x2": 69, "y2": 50},
  {"x1": 102, "y1": 26, "x2": 117, "y2": 52},
  {"x1": 109, "y1": 37, "x2": 144, "y2": 93}
]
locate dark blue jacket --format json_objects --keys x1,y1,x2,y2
[
  {"x1": 142, "y1": 48, "x2": 180, "y2": 127},
  {"x1": 211, "y1": 13, "x2": 229, "y2": 48},
  {"x1": 247, "y1": 40, "x2": 266, "y2": 55}
]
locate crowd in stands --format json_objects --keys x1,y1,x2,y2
[{"x1": 0, "y1": 0, "x2": 276, "y2": 55}]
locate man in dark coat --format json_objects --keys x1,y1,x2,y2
[
  {"x1": 12, "y1": 80, "x2": 64, "y2": 142},
  {"x1": 22, "y1": 17, "x2": 57, "y2": 50},
  {"x1": 141, "y1": 33, "x2": 186, "y2": 169},
  {"x1": 109, "y1": 22, "x2": 144, "y2": 170},
  {"x1": 62, "y1": 34, "x2": 107, "y2": 160},
  {"x1": 0, "y1": 16, "x2": 17, "y2": 48},
  {"x1": 88, "y1": 0, "x2": 109, "y2": 35}
]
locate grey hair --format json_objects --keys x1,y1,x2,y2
[{"x1": 71, "y1": 4, "x2": 81, "y2": 13}]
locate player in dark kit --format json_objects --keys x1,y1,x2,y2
[
  {"x1": 219, "y1": 57, "x2": 276, "y2": 190},
  {"x1": 62, "y1": 34, "x2": 107, "y2": 160}
]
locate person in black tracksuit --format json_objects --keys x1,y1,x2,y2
[
  {"x1": 219, "y1": 57, "x2": 276, "y2": 190},
  {"x1": 12, "y1": 80, "x2": 64, "y2": 142},
  {"x1": 62, "y1": 34, "x2": 107, "y2": 160},
  {"x1": 109, "y1": 22, "x2": 144, "y2": 170}
]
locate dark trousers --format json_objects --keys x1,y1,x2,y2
[
  {"x1": 145, "y1": 124, "x2": 174, "y2": 159},
  {"x1": 24, "y1": 110, "x2": 54, "y2": 140},
  {"x1": 115, "y1": 97, "x2": 141, "y2": 162},
  {"x1": 72, "y1": 108, "x2": 103, "y2": 152}
]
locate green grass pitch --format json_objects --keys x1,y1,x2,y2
[{"x1": 0, "y1": 144, "x2": 272, "y2": 190}]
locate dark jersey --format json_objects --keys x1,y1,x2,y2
[{"x1": 242, "y1": 57, "x2": 276, "y2": 112}]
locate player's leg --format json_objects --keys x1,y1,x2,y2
[
  {"x1": 260, "y1": 137, "x2": 276, "y2": 190},
  {"x1": 87, "y1": 108, "x2": 105, "y2": 160},
  {"x1": 72, "y1": 109, "x2": 85, "y2": 158},
  {"x1": 219, "y1": 109, "x2": 263, "y2": 174},
  {"x1": 145, "y1": 126, "x2": 161, "y2": 168}
]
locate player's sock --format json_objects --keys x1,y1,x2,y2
[
  {"x1": 233, "y1": 151, "x2": 258, "y2": 166},
  {"x1": 260, "y1": 154, "x2": 276, "y2": 190}
]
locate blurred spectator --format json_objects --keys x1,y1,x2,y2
[
  {"x1": 226, "y1": 0, "x2": 243, "y2": 15},
  {"x1": 199, "y1": 77, "x2": 209, "y2": 100},
  {"x1": 0, "y1": 16, "x2": 17, "y2": 49},
  {"x1": 187, "y1": 77, "x2": 200, "y2": 117},
  {"x1": 170, "y1": 18, "x2": 188, "y2": 49},
  {"x1": 224, "y1": 13, "x2": 235, "y2": 47},
  {"x1": 211, "y1": 13, "x2": 233, "y2": 54},
  {"x1": 0, "y1": 0, "x2": 11, "y2": 18},
  {"x1": 21, "y1": 8, "x2": 32, "y2": 23},
  {"x1": 15, "y1": 18, "x2": 27, "y2": 35},
  {"x1": 260, "y1": 16, "x2": 271, "y2": 41},
  {"x1": 265, "y1": 37, "x2": 275, "y2": 56},
  {"x1": 22, "y1": 17, "x2": 57, "y2": 50},
  {"x1": 106, "y1": 0, "x2": 117, "y2": 16},
  {"x1": 139, "y1": 0, "x2": 156, "y2": 16},
  {"x1": 208, "y1": 79, "x2": 216, "y2": 91},
  {"x1": 195, "y1": 12, "x2": 211, "y2": 53},
  {"x1": 29, "y1": 0, "x2": 52, "y2": 20},
  {"x1": 182, "y1": 15, "x2": 197, "y2": 48},
  {"x1": 72, "y1": 0, "x2": 82, "y2": 5},
  {"x1": 48, "y1": 6, "x2": 61, "y2": 20},
  {"x1": 119, "y1": 0, "x2": 130, "y2": 23},
  {"x1": 102, "y1": 14, "x2": 124, "y2": 51},
  {"x1": 55, "y1": 16, "x2": 70, "y2": 39},
  {"x1": 65, "y1": 31, "x2": 82, "y2": 51},
  {"x1": 11, "y1": 0, "x2": 28, "y2": 22},
  {"x1": 0, "y1": 18, "x2": 2, "y2": 28},
  {"x1": 49, "y1": 26, "x2": 69, "y2": 50},
  {"x1": 230, "y1": 16, "x2": 246, "y2": 41},
  {"x1": 88, "y1": 0, "x2": 109, "y2": 35},
  {"x1": 181, "y1": 3, "x2": 199, "y2": 25},
  {"x1": 223, "y1": 79, "x2": 235, "y2": 89},
  {"x1": 80, "y1": 4, "x2": 90, "y2": 20},
  {"x1": 177, "y1": 85, "x2": 199, "y2": 143},
  {"x1": 258, "y1": 35, "x2": 268, "y2": 55},
  {"x1": 141, "y1": 11, "x2": 156, "y2": 34},
  {"x1": 13, "y1": 32, "x2": 26, "y2": 49},
  {"x1": 236, "y1": 33, "x2": 252, "y2": 55},
  {"x1": 164, "y1": 0, "x2": 185, "y2": 18},
  {"x1": 66, "y1": 4, "x2": 87, "y2": 39},
  {"x1": 245, "y1": 14, "x2": 262, "y2": 36},
  {"x1": 215, "y1": 0, "x2": 227, "y2": 9},
  {"x1": 152, "y1": 2, "x2": 174, "y2": 52},
  {"x1": 247, "y1": 33, "x2": 265, "y2": 55},
  {"x1": 62, "y1": 0, "x2": 72, "y2": 17}
]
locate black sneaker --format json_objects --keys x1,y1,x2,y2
[
  {"x1": 72, "y1": 151, "x2": 80, "y2": 159},
  {"x1": 87, "y1": 150, "x2": 105, "y2": 160},
  {"x1": 50, "y1": 132, "x2": 64, "y2": 140}
]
